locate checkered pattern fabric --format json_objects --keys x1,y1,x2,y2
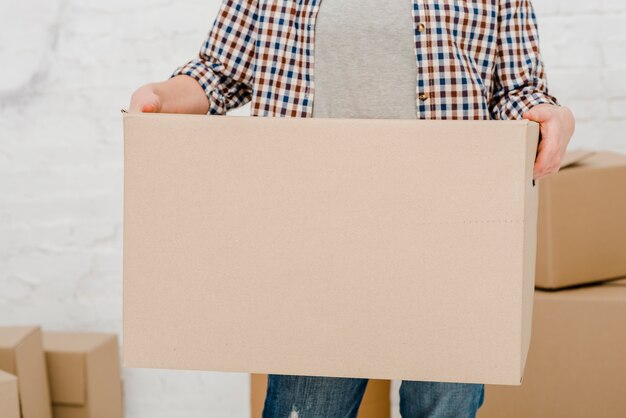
[{"x1": 172, "y1": 0, "x2": 558, "y2": 120}]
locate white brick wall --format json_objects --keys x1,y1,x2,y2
[{"x1": 0, "y1": 1, "x2": 624, "y2": 416}]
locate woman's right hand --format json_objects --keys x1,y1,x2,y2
[{"x1": 128, "y1": 75, "x2": 210, "y2": 114}]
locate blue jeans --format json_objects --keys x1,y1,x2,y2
[{"x1": 262, "y1": 374, "x2": 484, "y2": 418}]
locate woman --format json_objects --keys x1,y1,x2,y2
[{"x1": 130, "y1": 1, "x2": 574, "y2": 416}]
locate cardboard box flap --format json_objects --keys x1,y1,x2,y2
[
  {"x1": 0, "y1": 327, "x2": 38, "y2": 380},
  {"x1": 560, "y1": 150, "x2": 595, "y2": 169},
  {"x1": 0, "y1": 370, "x2": 17, "y2": 384},
  {"x1": 560, "y1": 150, "x2": 626, "y2": 170},
  {"x1": 123, "y1": 113, "x2": 538, "y2": 224},
  {"x1": 0, "y1": 370, "x2": 20, "y2": 418},
  {"x1": 85, "y1": 336, "x2": 123, "y2": 418},
  {"x1": 0, "y1": 326, "x2": 38, "y2": 349},
  {"x1": 44, "y1": 332, "x2": 113, "y2": 353},
  {"x1": 44, "y1": 351, "x2": 86, "y2": 405},
  {"x1": 581, "y1": 151, "x2": 626, "y2": 169},
  {"x1": 44, "y1": 333, "x2": 123, "y2": 415},
  {"x1": 43, "y1": 332, "x2": 118, "y2": 406},
  {"x1": 1, "y1": 326, "x2": 53, "y2": 418}
]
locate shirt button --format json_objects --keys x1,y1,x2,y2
[
  {"x1": 419, "y1": 93, "x2": 429, "y2": 101},
  {"x1": 417, "y1": 23, "x2": 426, "y2": 33}
]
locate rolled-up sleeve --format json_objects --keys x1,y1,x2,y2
[
  {"x1": 489, "y1": 0, "x2": 559, "y2": 120},
  {"x1": 171, "y1": 0, "x2": 258, "y2": 115}
]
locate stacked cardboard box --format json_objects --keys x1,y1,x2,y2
[
  {"x1": 44, "y1": 332, "x2": 124, "y2": 418},
  {"x1": 0, "y1": 327, "x2": 124, "y2": 418},
  {"x1": 479, "y1": 150, "x2": 626, "y2": 417},
  {"x1": 0, "y1": 370, "x2": 20, "y2": 418},
  {"x1": 479, "y1": 280, "x2": 626, "y2": 418},
  {"x1": 535, "y1": 151, "x2": 626, "y2": 289},
  {"x1": 0, "y1": 326, "x2": 52, "y2": 418},
  {"x1": 251, "y1": 374, "x2": 390, "y2": 418}
]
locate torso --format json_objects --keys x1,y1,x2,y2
[{"x1": 248, "y1": 1, "x2": 524, "y2": 119}]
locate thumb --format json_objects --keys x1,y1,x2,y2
[
  {"x1": 523, "y1": 104, "x2": 552, "y2": 123},
  {"x1": 522, "y1": 110, "x2": 534, "y2": 121},
  {"x1": 141, "y1": 99, "x2": 161, "y2": 113}
]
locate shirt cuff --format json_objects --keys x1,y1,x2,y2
[
  {"x1": 493, "y1": 91, "x2": 560, "y2": 120},
  {"x1": 170, "y1": 60, "x2": 227, "y2": 115}
]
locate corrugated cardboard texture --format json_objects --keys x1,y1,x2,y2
[
  {"x1": 0, "y1": 370, "x2": 20, "y2": 418},
  {"x1": 43, "y1": 332, "x2": 123, "y2": 418},
  {"x1": 536, "y1": 151, "x2": 626, "y2": 289},
  {"x1": 250, "y1": 374, "x2": 390, "y2": 418},
  {"x1": 479, "y1": 283, "x2": 626, "y2": 418},
  {"x1": 0, "y1": 326, "x2": 52, "y2": 418},
  {"x1": 123, "y1": 114, "x2": 539, "y2": 385}
]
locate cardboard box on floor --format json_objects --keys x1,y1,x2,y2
[
  {"x1": 0, "y1": 370, "x2": 20, "y2": 418},
  {"x1": 123, "y1": 114, "x2": 539, "y2": 385},
  {"x1": 251, "y1": 374, "x2": 390, "y2": 418},
  {"x1": 43, "y1": 332, "x2": 123, "y2": 418},
  {"x1": 0, "y1": 326, "x2": 52, "y2": 418},
  {"x1": 479, "y1": 280, "x2": 626, "y2": 418},
  {"x1": 535, "y1": 150, "x2": 626, "y2": 289}
]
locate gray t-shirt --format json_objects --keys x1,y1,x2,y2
[{"x1": 312, "y1": 0, "x2": 417, "y2": 119}]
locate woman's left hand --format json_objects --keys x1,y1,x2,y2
[{"x1": 522, "y1": 104, "x2": 576, "y2": 180}]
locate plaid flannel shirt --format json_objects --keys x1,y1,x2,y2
[{"x1": 171, "y1": 0, "x2": 559, "y2": 120}]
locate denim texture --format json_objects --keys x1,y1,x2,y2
[{"x1": 262, "y1": 374, "x2": 484, "y2": 418}]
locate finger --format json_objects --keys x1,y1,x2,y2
[
  {"x1": 533, "y1": 135, "x2": 559, "y2": 179},
  {"x1": 534, "y1": 147, "x2": 561, "y2": 179},
  {"x1": 522, "y1": 109, "x2": 536, "y2": 121},
  {"x1": 534, "y1": 170, "x2": 551, "y2": 181},
  {"x1": 523, "y1": 104, "x2": 553, "y2": 123},
  {"x1": 142, "y1": 103, "x2": 157, "y2": 113},
  {"x1": 533, "y1": 160, "x2": 546, "y2": 180}
]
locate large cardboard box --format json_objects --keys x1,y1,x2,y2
[
  {"x1": 123, "y1": 114, "x2": 539, "y2": 385},
  {"x1": 43, "y1": 332, "x2": 123, "y2": 418},
  {"x1": 0, "y1": 370, "x2": 20, "y2": 418},
  {"x1": 479, "y1": 281, "x2": 626, "y2": 418},
  {"x1": 0, "y1": 326, "x2": 52, "y2": 418},
  {"x1": 535, "y1": 150, "x2": 626, "y2": 289},
  {"x1": 251, "y1": 374, "x2": 390, "y2": 417}
]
